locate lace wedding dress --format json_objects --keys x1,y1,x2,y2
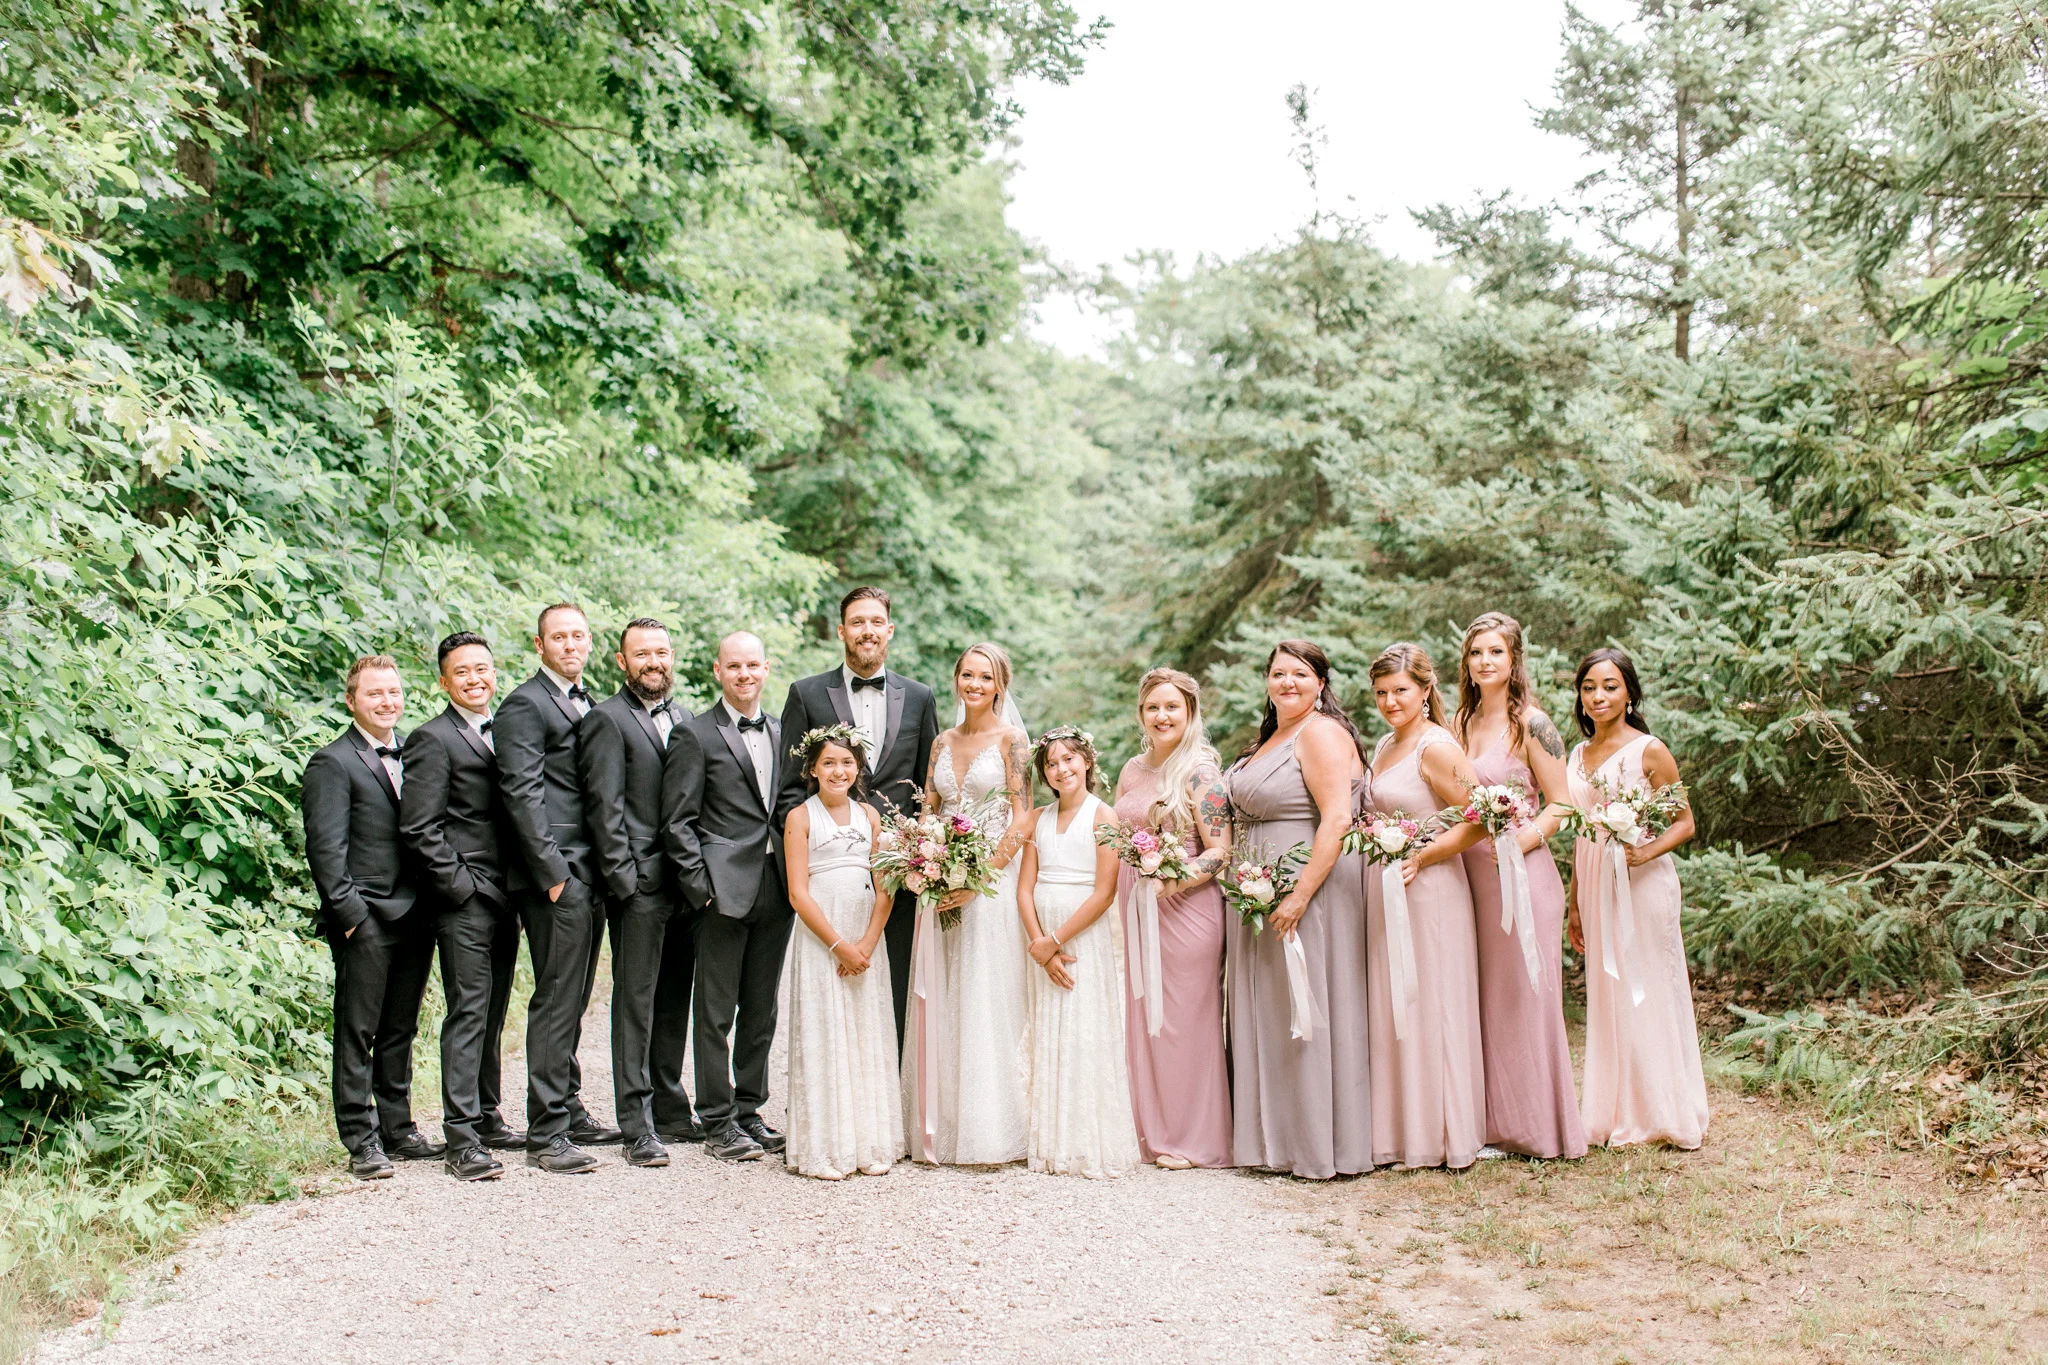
[{"x1": 901, "y1": 736, "x2": 1030, "y2": 1164}]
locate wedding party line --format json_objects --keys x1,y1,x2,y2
[{"x1": 305, "y1": 585, "x2": 1708, "y2": 1184}]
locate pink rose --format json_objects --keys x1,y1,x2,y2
[
  {"x1": 1139, "y1": 851, "x2": 1163, "y2": 876},
  {"x1": 950, "y1": 814, "x2": 975, "y2": 834},
  {"x1": 1130, "y1": 828, "x2": 1161, "y2": 855},
  {"x1": 905, "y1": 872, "x2": 928, "y2": 893}
]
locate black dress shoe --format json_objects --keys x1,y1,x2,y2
[
  {"x1": 737, "y1": 1115, "x2": 786, "y2": 1154},
  {"x1": 475, "y1": 1124, "x2": 527, "y2": 1151},
  {"x1": 445, "y1": 1145, "x2": 504, "y2": 1182},
  {"x1": 703, "y1": 1121, "x2": 764, "y2": 1163},
  {"x1": 383, "y1": 1129, "x2": 447, "y2": 1161},
  {"x1": 350, "y1": 1141, "x2": 394, "y2": 1181},
  {"x1": 654, "y1": 1116, "x2": 704, "y2": 1144},
  {"x1": 624, "y1": 1134, "x2": 670, "y2": 1167},
  {"x1": 565, "y1": 1120, "x2": 624, "y2": 1146},
  {"x1": 527, "y1": 1135, "x2": 600, "y2": 1174}
]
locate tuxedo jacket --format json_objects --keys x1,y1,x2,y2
[
  {"x1": 495, "y1": 670, "x2": 594, "y2": 893},
  {"x1": 399, "y1": 705, "x2": 511, "y2": 910},
  {"x1": 662, "y1": 706, "x2": 783, "y2": 919},
  {"x1": 301, "y1": 726, "x2": 416, "y2": 932},
  {"x1": 775, "y1": 667, "x2": 938, "y2": 823},
  {"x1": 579, "y1": 690, "x2": 692, "y2": 902}
]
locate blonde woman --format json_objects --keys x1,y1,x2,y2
[{"x1": 1111, "y1": 668, "x2": 1232, "y2": 1169}]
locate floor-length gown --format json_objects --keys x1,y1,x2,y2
[
  {"x1": 1225, "y1": 736, "x2": 1372, "y2": 1179},
  {"x1": 1366, "y1": 726, "x2": 1485, "y2": 1170},
  {"x1": 1570, "y1": 734, "x2": 1709, "y2": 1149},
  {"x1": 1026, "y1": 795, "x2": 1142, "y2": 1178},
  {"x1": 1114, "y1": 759, "x2": 1232, "y2": 1167},
  {"x1": 1461, "y1": 736, "x2": 1588, "y2": 1160},
  {"x1": 784, "y1": 796, "x2": 904, "y2": 1178},
  {"x1": 901, "y1": 737, "x2": 1030, "y2": 1165}
]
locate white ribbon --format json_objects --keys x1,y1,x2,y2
[
  {"x1": 1123, "y1": 877, "x2": 1165, "y2": 1037},
  {"x1": 1495, "y1": 832, "x2": 1542, "y2": 990},
  {"x1": 1380, "y1": 862, "x2": 1418, "y2": 1042},
  {"x1": 1282, "y1": 930, "x2": 1315, "y2": 1042},
  {"x1": 1598, "y1": 838, "x2": 1645, "y2": 1007},
  {"x1": 908, "y1": 898, "x2": 948, "y2": 1162}
]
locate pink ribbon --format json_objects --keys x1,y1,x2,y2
[{"x1": 906, "y1": 897, "x2": 947, "y2": 1163}]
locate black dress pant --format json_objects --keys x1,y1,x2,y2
[
  {"x1": 474, "y1": 902, "x2": 522, "y2": 1133},
  {"x1": 610, "y1": 891, "x2": 696, "y2": 1138},
  {"x1": 519, "y1": 874, "x2": 605, "y2": 1143},
  {"x1": 884, "y1": 887, "x2": 916, "y2": 1046},
  {"x1": 327, "y1": 912, "x2": 436, "y2": 1155},
  {"x1": 692, "y1": 868, "x2": 792, "y2": 1128},
  {"x1": 435, "y1": 893, "x2": 515, "y2": 1149}
]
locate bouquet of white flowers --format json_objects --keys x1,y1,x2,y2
[{"x1": 1217, "y1": 836, "x2": 1310, "y2": 935}]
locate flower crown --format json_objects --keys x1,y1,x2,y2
[
  {"x1": 789, "y1": 723, "x2": 868, "y2": 765},
  {"x1": 1031, "y1": 725, "x2": 1097, "y2": 764}
]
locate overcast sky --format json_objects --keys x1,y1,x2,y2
[{"x1": 1006, "y1": 0, "x2": 1636, "y2": 353}]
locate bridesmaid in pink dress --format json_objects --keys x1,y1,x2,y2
[
  {"x1": 1565, "y1": 648, "x2": 1708, "y2": 1150},
  {"x1": 1111, "y1": 668, "x2": 1232, "y2": 1168},
  {"x1": 1454, "y1": 614, "x2": 1588, "y2": 1160},
  {"x1": 1363, "y1": 643, "x2": 1490, "y2": 1170}
]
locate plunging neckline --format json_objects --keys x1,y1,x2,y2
[
  {"x1": 943, "y1": 732, "x2": 1005, "y2": 797},
  {"x1": 1576, "y1": 731, "x2": 1651, "y2": 783},
  {"x1": 815, "y1": 796, "x2": 855, "y2": 830},
  {"x1": 1053, "y1": 796, "x2": 1091, "y2": 836}
]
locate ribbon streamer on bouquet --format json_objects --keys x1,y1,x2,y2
[
  {"x1": 1282, "y1": 930, "x2": 1316, "y2": 1042},
  {"x1": 1381, "y1": 862, "x2": 1419, "y2": 1041},
  {"x1": 1599, "y1": 837, "x2": 1645, "y2": 1008},
  {"x1": 907, "y1": 896, "x2": 949, "y2": 1163},
  {"x1": 1123, "y1": 876, "x2": 1165, "y2": 1037},
  {"x1": 1495, "y1": 832, "x2": 1543, "y2": 990}
]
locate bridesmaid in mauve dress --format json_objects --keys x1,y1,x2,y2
[
  {"x1": 1364, "y1": 643, "x2": 1490, "y2": 1171},
  {"x1": 1454, "y1": 613, "x2": 1588, "y2": 1160},
  {"x1": 1225, "y1": 640, "x2": 1372, "y2": 1180},
  {"x1": 1112, "y1": 668, "x2": 1232, "y2": 1169},
  {"x1": 1566, "y1": 648, "x2": 1708, "y2": 1150}
]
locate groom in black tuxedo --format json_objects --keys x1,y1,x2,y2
[
  {"x1": 301, "y1": 655, "x2": 439, "y2": 1180},
  {"x1": 775, "y1": 585, "x2": 939, "y2": 1043},
  {"x1": 663, "y1": 630, "x2": 789, "y2": 1163}
]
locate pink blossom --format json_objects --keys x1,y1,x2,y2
[
  {"x1": 1131, "y1": 828, "x2": 1161, "y2": 855},
  {"x1": 949, "y1": 814, "x2": 975, "y2": 834},
  {"x1": 1139, "y1": 850, "x2": 1164, "y2": 875},
  {"x1": 905, "y1": 872, "x2": 928, "y2": 893}
]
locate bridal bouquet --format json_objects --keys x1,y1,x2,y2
[
  {"x1": 1217, "y1": 836, "x2": 1311, "y2": 934},
  {"x1": 1095, "y1": 820, "x2": 1200, "y2": 883},
  {"x1": 1343, "y1": 809, "x2": 1443, "y2": 1043},
  {"x1": 872, "y1": 792, "x2": 1008, "y2": 930},
  {"x1": 1457, "y1": 779, "x2": 1544, "y2": 990},
  {"x1": 1561, "y1": 777, "x2": 1690, "y2": 848},
  {"x1": 1341, "y1": 810, "x2": 1441, "y2": 863},
  {"x1": 1100, "y1": 820, "x2": 1201, "y2": 1038}
]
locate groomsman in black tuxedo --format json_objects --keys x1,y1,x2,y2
[
  {"x1": 399, "y1": 633, "x2": 520, "y2": 1181},
  {"x1": 496, "y1": 602, "x2": 619, "y2": 1174},
  {"x1": 302, "y1": 655, "x2": 441, "y2": 1180},
  {"x1": 578, "y1": 617, "x2": 696, "y2": 1168},
  {"x1": 663, "y1": 631, "x2": 789, "y2": 1163},
  {"x1": 775, "y1": 586, "x2": 939, "y2": 1043}
]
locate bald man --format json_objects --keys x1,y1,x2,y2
[{"x1": 659, "y1": 632, "x2": 789, "y2": 1163}]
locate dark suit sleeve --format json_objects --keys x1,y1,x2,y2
[
  {"x1": 774, "y1": 682, "x2": 813, "y2": 828},
  {"x1": 495, "y1": 688, "x2": 570, "y2": 889},
  {"x1": 579, "y1": 705, "x2": 635, "y2": 900},
  {"x1": 660, "y1": 723, "x2": 715, "y2": 912},
  {"x1": 399, "y1": 728, "x2": 478, "y2": 906},
  {"x1": 301, "y1": 750, "x2": 368, "y2": 930},
  {"x1": 915, "y1": 686, "x2": 940, "y2": 795}
]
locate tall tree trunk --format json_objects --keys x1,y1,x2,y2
[{"x1": 1673, "y1": 93, "x2": 1692, "y2": 365}]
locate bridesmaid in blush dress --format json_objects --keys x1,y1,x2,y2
[
  {"x1": 1454, "y1": 614, "x2": 1588, "y2": 1161},
  {"x1": 1364, "y1": 643, "x2": 1490, "y2": 1171},
  {"x1": 1566, "y1": 648, "x2": 1708, "y2": 1150},
  {"x1": 1112, "y1": 668, "x2": 1232, "y2": 1169},
  {"x1": 1226, "y1": 640, "x2": 1372, "y2": 1180}
]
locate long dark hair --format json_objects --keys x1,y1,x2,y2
[
  {"x1": 1238, "y1": 639, "x2": 1367, "y2": 762},
  {"x1": 1454, "y1": 612, "x2": 1533, "y2": 750},
  {"x1": 1571, "y1": 647, "x2": 1651, "y2": 738}
]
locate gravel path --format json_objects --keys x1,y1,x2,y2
[{"x1": 38, "y1": 991, "x2": 1378, "y2": 1364}]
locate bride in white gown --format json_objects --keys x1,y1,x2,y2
[{"x1": 902, "y1": 641, "x2": 1035, "y2": 1165}]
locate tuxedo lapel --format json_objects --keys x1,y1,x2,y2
[
  {"x1": 716, "y1": 709, "x2": 766, "y2": 812},
  {"x1": 823, "y1": 673, "x2": 854, "y2": 727},
  {"x1": 449, "y1": 706, "x2": 493, "y2": 763},
  {"x1": 767, "y1": 715, "x2": 782, "y2": 799},
  {"x1": 880, "y1": 675, "x2": 907, "y2": 771},
  {"x1": 349, "y1": 728, "x2": 400, "y2": 806},
  {"x1": 626, "y1": 697, "x2": 663, "y2": 753},
  {"x1": 535, "y1": 670, "x2": 580, "y2": 727}
]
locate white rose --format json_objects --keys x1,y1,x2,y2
[
  {"x1": 1374, "y1": 826, "x2": 1408, "y2": 856},
  {"x1": 1241, "y1": 875, "x2": 1275, "y2": 905},
  {"x1": 1599, "y1": 803, "x2": 1642, "y2": 845},
  {"x1": 946, "y1": 865, "x2": 968, "y2": 889}
]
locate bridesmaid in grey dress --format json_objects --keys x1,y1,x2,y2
[{"x1": 1226, "y1": 640, "x2": 1373, "y2": 1179}]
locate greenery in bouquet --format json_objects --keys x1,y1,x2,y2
[
  {"x1": 1095, "y1": 819, "x2": 1201, "y2": 883},
  {"x1": 1343, "y1": 810, "x2": 1444, "y2": 864},
  {"x1": 872, "y1": 792, "x2": 1009, "y2": 929},
  {"x1": 1457, "y1": 780, "x2": 1537, "y2": 838},
  {"x1": 1561, "y1": 777, "x2": 1691, "y2": 849},
  {"x1": 1218, "y1": 837, "x2": 1311, "y2": 933}
]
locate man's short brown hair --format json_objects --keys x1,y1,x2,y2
[
  {"x1": 839, "y1": 586, "x2": 890, "y2": 622},
  {"x1": 536, "y1": 602, "x2": 587, "y2": 640},
  {"x1": 345, "y1": 654, "x2": 401, "y2": 698}
]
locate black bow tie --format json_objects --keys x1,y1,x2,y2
[
  {"x1": 736, "y1": 714, "x2": 767, "y2": 733},
  {"x1": 647, "y1": 699, "x2": 672, "y2": 717},
  {"x1": 478, "y1": 719, "x2": 494, "y2": 734},
  {"x1": 849, "y1": 672, "x2": 886, "y2": 692},
  {"x1": 567, "y1": 683, "x2": 592, "y2": 703},
  {"x1": 373, "y1": 745, "x2": 401, "y2": 761}
]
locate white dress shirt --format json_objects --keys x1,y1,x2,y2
[
  {"x1": 455, "y1": 703, "x2": 495, "y2": 752},
  {"x1": 841, "y1": 663, "x2": 888, "y2": 759},
  {"x1": 541, "y1": 663, "x2": 590, "y2": 718},
  {"x1": 723, "y1": 699, "x2": 772, "y2": 804},
  {"x1": 354, "y1": 724, "x2": 403, "y2": 795},
  {"x1": 639, "y1": 692, "x2": 675, "y2": 747}
]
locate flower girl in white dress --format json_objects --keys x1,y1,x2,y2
[
  {"x1": 1019, "y1": 727, "x2": 1141, "y2": 1178},
  {"x1": 782, "y1": 727, "x2": 903, "y2": 1180}
]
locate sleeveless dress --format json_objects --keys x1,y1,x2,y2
[
  {"x1": 1225, "y1": 734, "x2": 1373, "y2": 1179},
  {"x1": 1366, "y1": 726, "x2": 1485, "y2": 1170},
  {"x1": 1114, "y1": 759, "x2": 1232, "y2": 1167},
  {"x1": 1025, "y1": 795, "x2": 1142, "y2": 1178},
  {"x1": 784, "y1": 796, "x2": 904, "y2": 1178},
  {"x1": 1461, "y1": 734, "x2": 1588, "y2": 1159},
  {"x1": 900, "y1": 736, "x2": 1030, "y2": 1165},
  {"x1": 1570, "y1": 734, "x2": 1709, "y2": 1149}
]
